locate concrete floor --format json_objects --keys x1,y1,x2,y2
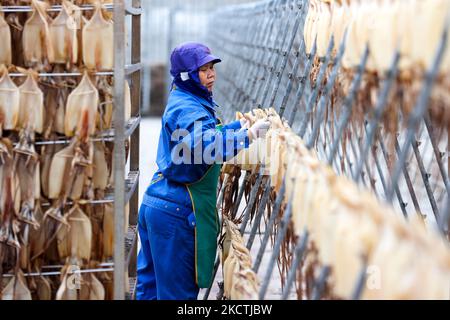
[{"x1": 139, "y1": 117, "x2": 292, "y2": 300}]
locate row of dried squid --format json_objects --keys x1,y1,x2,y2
[
  {"x1": 0, "y1": 65, "x2": 131, "y2": 299},
  {"x1": 0, "y1": 0, "x2": 114, "y2": 71},
  {"x1": 0, "y1": 65, "x2": 131, "y2": 137},
  {"x1": 304, "y1": 0, "x2": 450, "y2": 138},
  {"x1": 306, "y1": 0, "x2": 450, "y2": 72},
  {"x1": 220, "y1": 219, "x2": 259, "y2": 300},
  {"x1": 0, "y1": 0, "x2": 130, "y2": 301},
  {"x1": 221, "y1": 108, "x2": 450, "y2": 299},
  {"x1": 0, "y1": 113, "x2": 120, "y2": 299}
]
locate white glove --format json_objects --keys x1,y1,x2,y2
[
  {"x1": 239, "y1": 118, "x2": 250, "y2": 129},
  {"x1": 248, "y1": 119, "x2": 270, "y2": 141}
]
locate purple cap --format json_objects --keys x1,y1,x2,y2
[{"x1": 170, "y1": 42, "x2": 221, "y2": 78}]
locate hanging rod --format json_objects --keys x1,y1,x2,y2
[
  {"x1": 42, "y1": 262, "x2": 113, "y2": 269},
  {"x1": 9, "y1": 71, "x2": 113, "y2": 77},
  {"x1": 2, "y1": 267, "x2": 113, "y2": 278},
  {"x1": 33, "y1": 116, "x2": 140, "y2": 146},
  {"x1": 41, "y1": 170, "x2": 139, "y2": 207},
  {"x1": 8, "y1": 63, "x2": 141, "y2": 77},
  {"x1": 125, "y1": 5, "x2": 142, "y2": 16},
  {"x1": 125, "y1": 62, "x2": 142, "y2": 75},
  {"x1": 1, "y1": 4, "x2": 141, "y2": 17},
  {"x1": 0, "y1": 4, "x2": 113, "y2": 13}
]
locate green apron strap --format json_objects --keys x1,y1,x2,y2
[{"x1": 185, "y1": 124, "x2": 223, "y2": 288}]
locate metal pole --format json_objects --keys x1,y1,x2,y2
[
  {"x1": 387, "y1": 24, "x2": 448, "y2": 202},
  {"x1": 298, "y1": 37, "x2": 335, "y2": 138},
  {"x1": 268, "y1": 0, "x2": 306, "y2": 110},
  {"x1": 239, "y1": 173, "x2": 265, "y2": 235},
  {"x1": 306, "y1": 34, "x2": 346, "y2": 148},
  {"x1": 253, "y1": 178, "x2": 286, "y2": 273},
  {"x1": 327, "y1": 46, "x2": 369, "y2": 165},
  {"x1": 113, "y1": 0, "x2": 126, "y2": 300},
  {"x1": 311, "y1": 266, "x2": 330, "y2": 300},
  {"x1": 353, "y1": 52, "x2": 400, "y2": 181},
  {"x1": 288, "y1": 39, "x2": 317, "y2": 126},
  {"x1": 250, "y1": 0, "x2": 286, "y2": 111},
  {"x1": 258, "y1": 192, "x2": 294, "y2": 300},
  {"x1": 246, "y1": 180, "x2": 272, "y2": 250},
  {"x1": 280, "y1": 229, "x2": 309, "y2": 300},
  {"x1": 258, "y1": 1, "x2": 297, "y2": 108},
  {"x1": 232, "y1": 171, "x2": 251, "y2": 219},
  {"x1": 351, "y1": 261, "x2": 368, "y2": 300},
  {"x1": 423, "y1": 114, "x2": 450, "y2": 193}
]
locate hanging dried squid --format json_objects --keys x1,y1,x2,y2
[
  {"x1": 82, "y1": 4, "x2": 113, "y2": 71},
  {"x1": 64, "y1": 71, "x2": 99, "y2": 138},
  {"x1": 0, "y1": 65, "x2": 19, "y2": 131},
  {"x1": 17, "y1": 70, "x2": 44, "y2": 134},
  {"x1": 49, "y1": 0, "x2": 81, "y2": 67},
  {"x1": 1, "y1": 270, "x2": 32, "y2": 300},
  {"x1": 223, "y1": 107, "x2": 450, "y2": 300},
  {"x1": 0, "y1": 145, "x2": 21, "y2": 277},
  {"x1": 22, "y1": 0, "x2": 54, "y2": 69},
  {"x1": 221, "y1": 219, "x2": 259, "y2": 300},
  {"x1": 56, "y1": 204, "x2": 92, "y2": 263},
  {"x1": 0, "y1": 9, "x2": 12, "y2": 66}
]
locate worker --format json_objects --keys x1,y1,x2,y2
[{"x1": 136, "y1": 42, "x2": 270, "y2": 300}]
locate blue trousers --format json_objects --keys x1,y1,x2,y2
[{"x1": 136, "y1": 196, "x2": 199, "y2": 300}]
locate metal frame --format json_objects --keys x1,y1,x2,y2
[{"x1": 113, "y1": 0, "x2": 142, "y2": 300}]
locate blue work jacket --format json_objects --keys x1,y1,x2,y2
[{"x1": 144, "y1": 87, "x2": 249, "y2": 210}]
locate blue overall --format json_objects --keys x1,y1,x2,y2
[{"x1": 136, "y1": 44, "x2": 249, "y2": 299}]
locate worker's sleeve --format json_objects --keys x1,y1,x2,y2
[
  {"x1": 222, "y1": 120, "x2": 242, "y2": 131},
  {"x1": 161, "y1": 109, "x2": 250, "y2": 184}
]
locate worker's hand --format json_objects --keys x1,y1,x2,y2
[
  {"x1": 248, "y1": 119, "x2": 270, "y2": 141},
  {"x1": 239, "y1": 118, "x2": 250, "y2": 129}
]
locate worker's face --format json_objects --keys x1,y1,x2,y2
[{"x1": 198, "y1": 62, "x2": 216, "y2": 92}]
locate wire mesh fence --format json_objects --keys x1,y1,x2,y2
[{"x1": 204, "y1": 0, "x2": 450, "y2": 300}]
